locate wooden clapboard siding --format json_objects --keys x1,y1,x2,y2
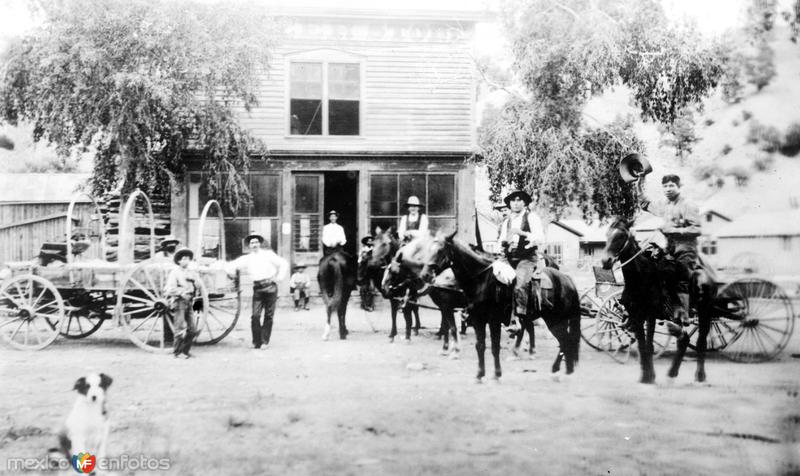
[
  {"x1": 0, "y1": 202, "x2": 95, "y2": 264},
  {"x1": 234, "y1": 17, "x2": 477, "y2": 153}
]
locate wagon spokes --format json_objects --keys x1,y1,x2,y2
[{"x1": 0, "y1": 274, "x2": 64, "y2": 351}]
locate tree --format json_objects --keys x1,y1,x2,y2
[
  {"x1": 658, "y1": 108, "x2": 699, "y2": 163},
  {"x1": 0, "y1": 0, "x2": 280, "y2": 210},
  {"x1": 477, "y1": 0, "x2": 724, "y2": 220}
]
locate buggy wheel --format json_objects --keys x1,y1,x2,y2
[
  {"x1": 193, "y1": 277, "x2": 240, "y2": 346},
  {"x1": 579, "y1": 287, "x2": 604, "y2": 351},
  {"x1": 0, "y1": 274, "x2": 64, "y2": 350},
  {"x1": 594, "y1": 291, "x2": 672, "y2": 364},
  {"x1": 713, "y1": 278, "x2": 795, "y2": 362},
  {"x1": 117, "y1": 262, "x2": 208, "y2": 353},
  {"x1": 59, "y1": 291, "x2": 109, "y2": 339}
]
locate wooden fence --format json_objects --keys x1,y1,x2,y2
[{"x1": 0, "y1": 202, "x2": 95, "y2": 264}]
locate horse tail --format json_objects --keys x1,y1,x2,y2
[{"x1": 329, "y1": 258, "x2": 344, "y2": 306}]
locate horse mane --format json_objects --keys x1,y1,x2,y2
[{"x1": 450, "y1": 237, "x2": 493, "y2": 268}]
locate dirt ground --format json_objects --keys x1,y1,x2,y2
[{"x1": 1, "y1": 297, "x2": 799, "y2": 476}]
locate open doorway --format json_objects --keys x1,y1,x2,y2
[{"x1": 323, "y1": 171, "x2": 359, "y2": 258}]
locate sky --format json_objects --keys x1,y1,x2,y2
[{"x1": 0, "y1": 0, "x2": 775, "y2": 42}]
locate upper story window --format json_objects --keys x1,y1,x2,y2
[{"x1": 289, "y1": 60, "x2": 361, "y2": 136}]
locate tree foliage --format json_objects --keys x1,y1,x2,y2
[
  {"x1": 0, "y1": 0, "x2": 280, "y2": 210},
  {"x1": 478, "y1": 0, "x2": 724, "y2": 220},
  {"x1": 658, "y1": 108, "x2": 698, "y2": 163}
]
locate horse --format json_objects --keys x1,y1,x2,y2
[
  {"x1": 381, "y1": 236, "x2": 468, "y2": 356},
  {"x1": 421, "y1": 232, "x2": 582, "y2": 382},
  {"x1": 366, "y1": 229, "x2": 425, "y2": 342},
  {"x1": 509, "y1": 250, "x2": 562, "y2": 357},
  {"x1": 601, "y1": 218, "x2": 715, "y2": 383},
  {"x1": 317, "y1": 249, "x2": 357, "y2": 340}
]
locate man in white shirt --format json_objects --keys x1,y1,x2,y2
[
  {"x1": 498, "y1": 190, "x2": 546, "y2": 319},
  {"x1": 321, "y1": 210, "x2": 347, "y2": 256},
  {"x1": 226, "y1": 232, "x2": 289, "y2": 349},
  {"x1": 398, "y1": 196, "x2": 429, "y2": 242}
]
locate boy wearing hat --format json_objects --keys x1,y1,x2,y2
[
  {"x1": 226, "y1": 232, "x2": 289, "y2": 349},
  {"x1": 321, "y1": 210, "x2": 347, "y2": 256},
  {"x1": 164, "y1": 247, "x2": 199, "y2": 358},
  {"x1": 398, "y1": 195, "x2": 429, "y2": 242},
  {"x1": 289, "y1": 265, "x2": 311, "y2": 311},
  {"x1": 498, "y1": 190, "x2": 546, "y2": 320}
]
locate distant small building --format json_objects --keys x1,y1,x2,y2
[{"x1": 714, "y1": 210, "x2": 800, "y2": 276}]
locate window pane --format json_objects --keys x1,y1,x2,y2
[
  {"x1": 251, "y1": 175, "x2": 280, "y2": 217},
  {"x1": 329, "y1": 100, "x2": 359, "y2": 135},
  {"x1": 370, "y1": 175, "x2": 397, "y2": 216},
  {"x1": 329, "y1": 63, "x2": 360, "y2": 99},
  {"x1": 428, "y1": 217, "x2": 456, "y2": 235},
  {"x1": 290, "y1": 63, "x2": 322, "y2": 99},
  {"x1": 428, "y1": 174, "x2": 455, "y2": 216},
  {"x1": 399, "y1": 175, "x2": 426, "y2": 213},
  {"x1": 290, "y1": 99, "x2": 322, "y2": 135},
  {"x1": 294, "y1": 176, "x2": 319, "y2": 213},
  {"x1": 224, "y1": 219, "x2": 250, "y2": 260}
]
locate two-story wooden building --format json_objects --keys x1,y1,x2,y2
[{"x1": 172, "y1": 7, "x2": 480, "y2": 282}]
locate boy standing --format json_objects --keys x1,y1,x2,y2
[
  {"x1": 289, "y1": 265, "x2": 311, "y2": 311},
  {"x1": 164, "y1": 247, "x2": 198, "y2": 358}
]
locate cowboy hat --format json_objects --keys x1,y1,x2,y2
[
  {"x1": 619, "y1": 153, "x2": 653, "y2": 183},
  {"x1": 173, "y1": 247, "x2": 194, "y2": 264},
  {"x1": 293, "y1": 264, "x2": 306, "y2": 271},
  {"x1": 244, "y1": 231, "x2": 264, "y2": 244},
  {"x1": 493, "y1": 202, "x2": 509, "y2": 210},
  {"x1": 328, "y1": 210, "x2": 339, "y2": 217},
  {"x1": 503, "y1": 190, "x2": 532, "y2": 207},
  {"x1": 361, "y1": 235, "x2": 374, "y2": 246},
  {"x1": 159, "y1": 235, "x2": 180, "y2": 250},
  {"x1": 404, "y1": 196, "x2": 424, "y2": 208}
]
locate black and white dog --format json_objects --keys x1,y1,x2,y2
[{"x1": 50, "y1": 373, "x2": 112, "y2": 466}]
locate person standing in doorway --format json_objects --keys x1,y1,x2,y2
[
  {"x1": 398, "y1": 196, "x2": 429, "y2": 242},
  {"x1": 226, "y1": 232, "x2": 289, "y2": 349},
  {"x1": 321, "y1": 210, "x2": 347, "y2": 256}
]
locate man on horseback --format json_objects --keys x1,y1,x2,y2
[
  {"x1": 398, "y1": 196, "x2": 429, "y2": 243},
  {"x1": 321, "y1": 210, "x2": 347, "y2": 256},
  {"x1": 498, "y1": 190, "x2": 547, "y2": 321},
  {"x1": 641, "y1": 174, "x2": 701, "y2": 324}
]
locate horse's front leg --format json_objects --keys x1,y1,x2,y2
[
  {"x1": 403, "y1": 307, "x2": 413, "y2": 341},
  {"x1": 440, "y1": 309, "x2": 451, "y2": 354},
  {"x1": 338, "y1": 301, "x2": 348, "y2": 340},
  {"x1": 474, "y1": 319, "x2": 486, "y2": 382},
  {"x1": 526, "y1": 317, "x2": 536, "y2": 355},
  {"x1": 389, "y1": 299, "x2": 399, "y2": 342},
  {"x1": 512, "y1": 316, "x2": 525, "y2": 357},
  {"x1": 412, "y1": 304, "x2": 421, "y2": 336},
  {"x1": 633, "y1": 316, "x2": 655, "y2": 384},
  {"x1": 489, "y1": 317, "x2": 502, "y2": 380},
  {"x1": 322, "y1": 304, "x2": 332, "y2": 341}
]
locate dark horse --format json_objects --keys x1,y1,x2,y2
[
  {"x1": 422, "y1": 233, "x2": 582, "y2": 381},
  {"x1": 601, "y1": 218, "x2": 715, "y2": 383},
  {"x1": 317, "y1": 250, "x2": 357, "y2": 340},
  {"x1": 381, "y1": 236, "x2": 468, "y2": 356},
  {"x1": 365, "y1": 229, "x2": 423, "y2": 342}
]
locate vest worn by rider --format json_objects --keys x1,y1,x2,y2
[{"x1": 505, "y1": 212, "x2": 537, "y2": 264}]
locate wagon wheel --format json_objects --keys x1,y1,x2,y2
[
  {"x1": 117, "y1": 262, "x2": 209, "y2": 353},
  {"x1": 0, "y1": 274, "x2": 64, "y2": 350},
  {"x1": 193, "y1": 276, "x2": 240, "y2": 346},
  {"x1": 58, "y1": 290, "x2": 109, "y2": 339},
  {"x1": 710, "y1": 278, "x2": 794, "y2": 363},
  {"x1": 594, "y1": 290, "x2": 672, "y2": 364},
  {"x1": 579, "y1": 287, "x2": 604, "y2": 351}
]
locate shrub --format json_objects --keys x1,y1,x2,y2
[
  {"x1": 781, "y1": 121, "x2": 800, "y2": 157},
  {"x1": 732, "y1": 119, "x2": 740, "y2": 127},
  {"x1": 747, "y1": 120, "x2": 764, "y2": 143},
  {"x1": 759, "y1": 125, "x2": 782, "y2": 152},
  {"x1": 752, "y1": 153, "x2": 775, "y2": 171},
  {"x1": 744, "y1": 41, "x2": 776, "y2": 91},
  {"x1": 726, "y1": 166, "x2": 751, "y2": 187},
  {"x1": 704, "y1": 118, "x2": 715, "y2": 126},
  {"x1": 742, "y1": 110, "x2": 753, "y2": 121},
  {"x1": 721, "y1": 144, "x2": 733, "y2": 155},
  {"x1": 694, "y1": 164, "x2": 724, "y2": 181}
]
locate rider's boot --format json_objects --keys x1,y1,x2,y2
[{"x1": 674, "y1": 292, "x2": 691, "y2": 326}]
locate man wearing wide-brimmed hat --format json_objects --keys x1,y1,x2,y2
[
  {"x1": 398, "y1": 195, "x2": 428, "y2": 242},
  {"x1": 498, "y1": 190, "x2": 546, "y2": 320},
  {"x1": 164, "y1": 247, "x2": 199, "y2": 358},
  {"x1": 154, "y1": 235, "x2": 181, "y2": 261},
  {"x1": 321, "y1": 210, "x2": 347, "y2": 256},
  {"x1": 226, "y1": 232, "x2": 289, "y2": 349}
]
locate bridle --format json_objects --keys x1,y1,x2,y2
[{"x1": 606, "y1": 226, "x2": 644, "y2": 270}]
